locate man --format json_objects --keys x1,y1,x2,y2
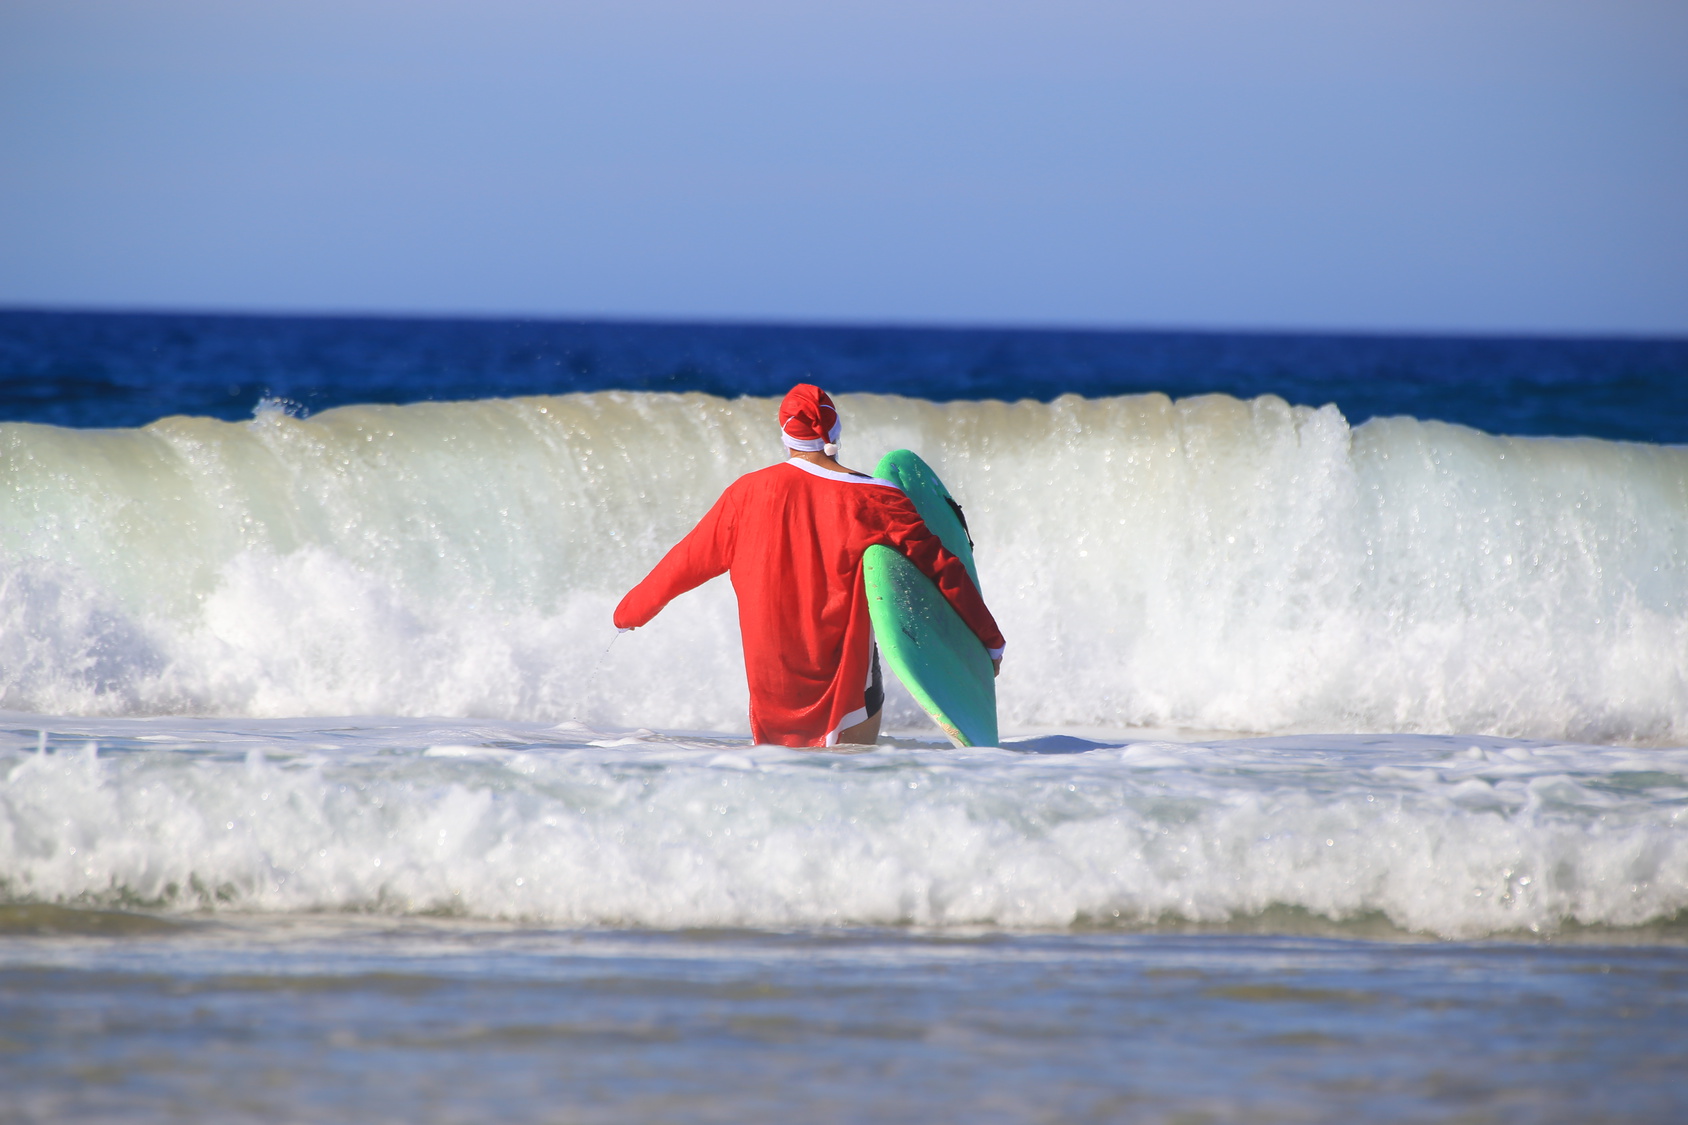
[{"x1": 613, "y1": 384, "x2": 1005, "y2": 748}]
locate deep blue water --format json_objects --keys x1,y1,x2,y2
[{"x1": 3, "y1": 308, "x2": 1685, "y2": 442}]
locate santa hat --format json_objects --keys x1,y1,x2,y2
[{"x1": 778, "y1": 383, "x2": 842, "y2": 457}]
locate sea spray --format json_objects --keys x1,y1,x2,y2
[{"x1": 1, "y1": 390, "x2": 1685, "y2": 741}]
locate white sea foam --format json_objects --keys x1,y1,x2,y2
[
  {"x1": 2, "y1": 391, "x2": 1686, "y2": 741},
  {"x1": 1, "y1": 721, "x2": 1683, "y2": 937}
]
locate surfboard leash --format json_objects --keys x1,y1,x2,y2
[{"x1": 569, "y1": 630, "x2": 624, "y2": 728}]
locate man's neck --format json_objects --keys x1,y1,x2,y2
[{"x1": 788, "y1": 449, "x2": 859, "y2": 476}]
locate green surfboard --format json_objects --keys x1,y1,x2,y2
[{"x1": 863, "y1": 450, "x2": 999, "y2": 748}]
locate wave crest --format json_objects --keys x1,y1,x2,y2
[{"x1": 2, "y1": 391, "x2": 1685, "y2": 741}]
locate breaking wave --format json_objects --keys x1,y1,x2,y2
[{"x1": 2, "y1": 390, "x2": 1686, "y2": 742}]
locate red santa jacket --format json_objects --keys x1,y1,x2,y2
[{"x1": 614, "y1": 458, "x2": 1006, "y2": 747}]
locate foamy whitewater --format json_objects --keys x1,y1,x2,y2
[
  {"x1": 2, "y1": 391, "x2": 1686, "y2": 939},
  {"x1": 2, "y1": 391, "x2": 1686, "y2": 740},
  {"x1": 2, "y1": 720, "x2": 1685, "y2": 939}
]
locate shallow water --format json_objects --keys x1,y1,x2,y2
[
  {"x1": 2, "y1": 717, "x2": 1685, "y2": 1121},
  {"x1": 3, "y1": 915, "x2": 1685, "y2": 1124}
]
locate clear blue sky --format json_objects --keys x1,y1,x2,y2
[{"x1": 2, "y1": 0, "x2": 1684, "y2": 335}]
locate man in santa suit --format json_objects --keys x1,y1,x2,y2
[{"x1": 614, "y1": 384, "x2": 1006, "y2": 748}]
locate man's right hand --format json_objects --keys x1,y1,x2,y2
[{"x1": 992, "y1": 658, "x2": 1001, "y2": 678}]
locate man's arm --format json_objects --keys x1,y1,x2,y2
[
  {"x1": 613, "y1": 490, "x2": 735, "y2": 630},
  {"x1": 874, "y1": 492, "x2": 1006, "y2": 659}
]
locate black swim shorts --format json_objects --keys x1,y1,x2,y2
[{"x1": 864, "y1": 643, "x2": 884, "y2": 718}]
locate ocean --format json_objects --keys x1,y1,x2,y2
[{"x1": 2, "y1": 310, "x2": 1686, "y2": 1122}]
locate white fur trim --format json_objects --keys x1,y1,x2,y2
[
  {"x1": 780, "y1": 418, "x2": 842, "y2": 452},
  {"x1": 781, "y1": 433, "x2": 827, "y2": 452},
  {"x1": 825, "y1": 705, "x2": 870, "y2": 747},
  {"x1": 784, "y1": 460, "x2": 899, "y2": 488}
]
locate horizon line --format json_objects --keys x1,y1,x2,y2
[{"x1": 3, "y1": 302, "x2": 1685, "y2": 347}]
